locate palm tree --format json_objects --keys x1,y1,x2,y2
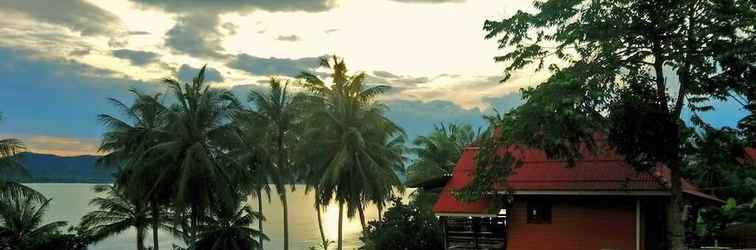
[
  {"x1": 191, "y1": 202, "x2": 268, "y2": 250},
  {"x1": 0, "y1": 195, "x2": 67, "y2": 247},
  {"x1": 97, "y1": 90, "x2": 170, "y2": 250},
  {"x1": 406, "y1": 123, "x2": 484, "y2": 185},
  {"x1": 0, "y1": 113, "x2": 45, "y2": 202},
  {"x1": 298, "y1": 56, "x2": 406, "y2": 250},
  {"x1": 146, "y1": 66, "x2": 246, "y2": 239},
  {"x1": 79, "y1": 184, "x2": 150, "y2": 250},
  {"x1": 240, "y1": 77, "x2": 306, "y2": 250}
]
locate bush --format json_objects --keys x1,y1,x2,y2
[{"x1": 360, "y1": 198, "x2": 443, "y2": 250}]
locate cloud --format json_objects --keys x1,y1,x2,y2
[
  {"x1": 165, "y1": 14, "x2": 227, "y2": 58},
  {"x1": 373, "y1": 70, "x2": 399, "y2": 78},
  {"x1": 0, "y1": 47, "x2": 160, "y2": 142},
  {"x1": 276, "y1": 34, "x2": 302, "y2": 42},
  {"x1": 20, "y1": 135, "x2": 100, "y2": 156},
  {"x1": 389, "y1": 0, "x2": 465, "y2": 3},
  {"x1": 131, "y1": 0, "x2": 337, "y2": 13},
  {"x1": 227, "y1": 54, "x2": 320, "y2": 77},
  {"x1": 111, "y1": 49, "x2": 160, "y2": 66},
  {"x1": 177, "y1": 64, "x2": 224, "y2": 82},
  {"x1": 0, "y1": 0, "x2": 122, "y2": 36},
  {"x1": 128, "y1": 31, "x2": 151, "y2": 36}
]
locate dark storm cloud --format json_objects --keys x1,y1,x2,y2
[
  {"x1": 227, "y1": 54, "x2": 320, "y2": 77},
  {"x1": 276, "y1": 34, "x2": 302, "y2": 42},
  {"x1": 0, "y1": 0, "x2": 122, "y2": 36},
  {"x1": 177, "y1": 64, "x2": 224, "y2": 83},
  {"x1": 111, "y1": 49, "x2": 160, "y2": 66}
]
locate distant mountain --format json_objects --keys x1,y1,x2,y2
[{"x1": 8, "y1": 152, "x2": 115, "y2": 183}]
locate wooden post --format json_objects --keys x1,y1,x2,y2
[{"x1": 441, "y1": 216, "x2": 448, "y2": 250}]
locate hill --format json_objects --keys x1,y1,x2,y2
[{"x1": 8, "y1": 152, "x2": 115, "y2": 183}]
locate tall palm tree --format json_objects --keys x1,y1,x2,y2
[
  {"x1": 192, "y1": 202, "x2": 268, "y2": 250},
  {"x1": 0, "y1": 113, "x2": 45, "y2": 202},
  {"x1": 97, "y1": 90, "x2": 170, "y2": 250},
  {"x1": 145, "y1": 66, "x2": 246, "y2": 240},
  {"x1": 240, "y1": 77, "x2": 306, "y2": 250},
  {"x1": 299, "y1": 56, "x2": 406, "y2": 250},
  {"x1": 79, "y1": 184, "x2": 151, "y2": 250},
  {"x1": 0, "y1": 195, "x2": 67, "y2": 247}
]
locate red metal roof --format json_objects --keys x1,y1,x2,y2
[
  {"x1": 432, "y1": 146, "x2": 721, "y2": 215},
  {"x1": 746, "y1": 148, "x2": 756, "y2": 163}
]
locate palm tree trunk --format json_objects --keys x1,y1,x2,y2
[
  {"x1": 337, "y1": 201, "x2": 344, "y2": 250},
  {"x1": 137, "y1": 224, "x2": 146, "y2": 250},
  {"x1": 281, "y1": 191, "x2": 290, "y2": 250},
  {"x1": 257, "y1": 189, "x2": 265, "y2": 250},
  {"x1": 316, "y1": 200, "x2": 327, "y2": 249},
  {"x1": 357, "y1": 204, "x2": 367, "y2": 231},
  {"x1": 151, "y1": 199, "x2": 160, "y2": 250},
  {"x1": 377, "y1": 206, "x2": 383, "y2": 221}
]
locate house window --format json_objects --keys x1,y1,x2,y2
[{"x1": 527, "y1": 201, "x2": 551, "y2": 224}]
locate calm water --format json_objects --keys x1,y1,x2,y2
[{"x1": 30, "y1": 183, "x2": 410, "y2": 250}]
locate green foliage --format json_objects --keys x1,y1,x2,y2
[
  {"x1": 190, "y1": 203, "x2": 267, "y2": 250},
  {"x1": 360, "y1": 198, "x2": 443, "y2": 250},
  {"x1": 406, "y1": 123, "x2": 485, "y2": 185},
  {"x1": 78, "y1": 185, "x2": 151, "y2": 246},
  {"x1": 0, "y1": 195, "x2": 67, "y2": 249}
]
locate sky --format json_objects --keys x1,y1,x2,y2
[{"x1": 0, "y1": 0, "x2": 748, "y2": 156}]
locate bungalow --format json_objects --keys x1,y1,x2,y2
[{"x1": 430, "y1": 146, "x2": 721, "y2": 250}]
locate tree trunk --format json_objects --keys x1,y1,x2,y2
[
  {"x1": 258, "y1": 189, "x2": 265, "y2": 250},
  {"x1": 316, "y1": 200, "x2": 327, "y2": 249},
  {"x1": 281, "y1": 190, "x2": 290, "y2": 250},
  {"x1": 668, "y1": 162, "x2": 687, "y2": 250},
  {"x1": 377, "y1": 206, "x2": 383, "y2": 221},
  {"x1": 337, "y1": 201, "x2": 344, "y2": 250},
  {"x1": 357, "y1": 204, "x2": 367, "y2": 231},
  {"x1": 136, "y1": 223, "x2": 146, "y2": 250},
  {"x1": 151, "y1": 199, "x2": 160, "y2": 250}
]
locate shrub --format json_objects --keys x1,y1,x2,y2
[{"x1": 360, "y1": 198, "x2": 443, "y2": 250}]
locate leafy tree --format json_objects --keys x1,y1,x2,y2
[
  {"x1": 191, "y1": 202, "x2": 267, "y2": 250},
  {"x1": 0, "y1": 113, "x2": 45, "y2": 202},
  {"x1": 240, "y1": 77, "x2": 307, "y2": 250},
  {"x1": 464, "y1": 0, "x2": 756, "y2": 249},
  {"x1": 360, "y1": 198, "x2": 443, "y2": 250},
  {"x1": 79, "y1": 185, "x2": 152, "y2": 250},
  {"x1": 299, "y1": 56, "x2": 405, "y2": 250},
  {"x1": 407, "y1": 123, "x2": 484, "y2": 185},
  {"x1": 0, "y1": 196, "x2": 67, "y2": 248},
  {"x1": 97, "y1": 89, "x2": 170, "y2": 250},
  {"x1": 148, "y1": 66, "x2": 247, "y2": 240}
]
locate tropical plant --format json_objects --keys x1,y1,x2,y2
[
  {"x1": 360, "y1": 198, "x2": 443, "y2": 250},
  {"x1": 407, "y1": 123, "x2": 484, "y2": 185},
  {"x1": 463, "y1": 1, "x2": 756, "y2": 249},
  {"x1": 143, "y1": 66, "x2": 247, "y2": 240},
  {"x1": 239, "y1": 77, "x2": 307, "y2": 250},
  {"x1": 191, "y1": 202, "x2": 268, "y2": 250},
  {"x1": 79, "y1": 184, "x2": 151, "y2": 250},
  {"x1": 298, "y1": 56, "x2": 406, "y2": 250},
  {"x1": 97, "y1": 89, "x2": 170, "y2": 250},
  {"x1": 0, "y1": 113, "x2": 45, "y2": 202},
  {"x1": 0, "y1": 195, "x2": 67, "y2": 248}
]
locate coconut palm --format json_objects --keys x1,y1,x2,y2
[
  {"x1": 406, "y1": 123, "x2": 484, "y2": 185},
  {"x1": 299, "y1": 56, "x2": 406, "y2": 250},
  {"x1": 79, "y1": 184, "x2": 151, "y2": 250},
  {"x1": 0, "y1": 113, "x2": 45, "y2": 202},
  {"x1": 145, "y1": 66, "x2": 245, "y2": 239},
  {"x1": 240, "y1": 77, "x2": 307, "y2": 250},
  {"x1": 97, "y1": 90, "x2": 170, "y2": 250},
  {"x1": 0, "y1": 195, "x2": 66, "y2": 247},
  {"x1": 191, "y1": 202, "x2": 268, "y2": 250}
]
